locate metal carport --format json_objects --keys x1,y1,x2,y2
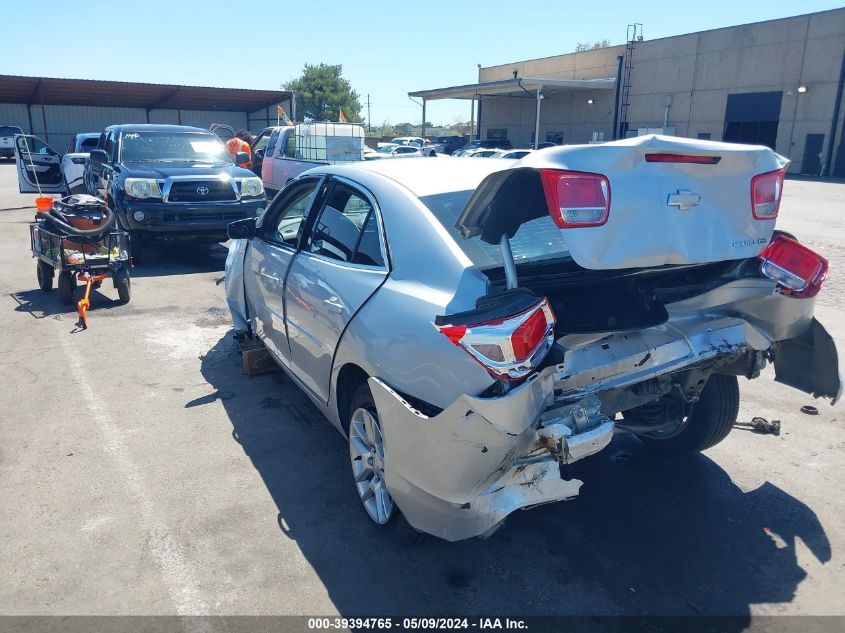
[
  {"x1": 409, "y1": 77, "x2": 616, "y2": 148},
  {"x1": 0, "y1": 75, "x2": 293, "y2": 148}
]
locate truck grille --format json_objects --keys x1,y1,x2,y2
[
  {"x1": 167, "y1": 181, "x2": 236, "y2": 202},
  {"x1": 161, "y1": 209, "x2": 252, "y2": 223}
]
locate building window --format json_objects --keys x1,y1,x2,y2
[
  {"x1": 697, "y1": 132, "x2": 711, "y2": 140},
  {"x1": 487, "y1": 128, "x2": 508, "y2": 141}
]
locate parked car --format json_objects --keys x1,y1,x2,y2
[
  {"x1": 257, "y1": 122, "x2": 365, "y2": 196},
  {"x1": 431, "y1": 135, "x2": 467, "y2": 155},
  {"x1": 463, "y1": 148, "x2": 501, "y2": 158},
  {"x1": 63, "y1": 133, "x2": 101, "y2": 193},
  {"x1": 494, "y1": 149, "x2": 534, "y2": 159},
  {"x1": 452, "y1": 138, "x2": 513, "y2": 156},
  {"x1": 370, "y1": 145, "x2": 423, "y2": 159},
  {"x1": 19, "y1": 124, "x2": 271, "y2": 261},
  {"x1": 378, "y1": 137, "x2": 441, "y2": 156},
  {"x1": 1, "y1": 125, "x2": 24, "y2": 159},
  {"x1": 225, "y1": 135, "x2": 840, "y2": 542}
]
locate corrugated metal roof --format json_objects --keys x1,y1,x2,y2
[{"x1": 0, "y1": 75, "x2": 291, "y2": 112}]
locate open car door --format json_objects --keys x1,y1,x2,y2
[
  {"x1": 210, "y1": 124, "x2": 236, "y2": 143},
  {"x1": 15, "y1": 134, "x2": 66, "y2": 194}
]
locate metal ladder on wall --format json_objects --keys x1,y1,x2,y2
[{"x1": 618, "y1": 23, "x2": 642, "y2": 139}]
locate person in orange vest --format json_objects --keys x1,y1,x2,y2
[{"x1": 226, "y1": 130, "x2": 252, "y2": 168}]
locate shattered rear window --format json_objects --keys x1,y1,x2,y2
[{"x1": 420, "y1": 191, "x2": 571, "y2": 269}]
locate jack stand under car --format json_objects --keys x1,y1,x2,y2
[{"x1": 29, "y1": 194, "x2": 131, "y2": 329}]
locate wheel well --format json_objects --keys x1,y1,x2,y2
[{"x1": 336, "y1": 363, "x2": 370, "y2": 434}]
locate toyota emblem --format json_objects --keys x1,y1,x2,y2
[{"x1": 196, "y1": 185, "x2": 210, "y2": 196}]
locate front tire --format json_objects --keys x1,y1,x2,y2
[
  {"x1": 633, "y1": 375, "x2": 740, "y2": 456},
  {"x1": 348, "y1": 383, "x2": 424, "y2": 544},
  {"x1": 114, "y1": 268, "x2": 131, "y2": 303}
]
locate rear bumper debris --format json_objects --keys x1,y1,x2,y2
[{"x1": 369, "y1": 376, "x2": 612, "y2": 541}]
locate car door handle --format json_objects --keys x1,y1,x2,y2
[
  {"x1": 260, "y1": 271, "x2": 281, "y2": 284},
  {"x1": 324, "y1": 298, "x2": 343, "y2": 313}
]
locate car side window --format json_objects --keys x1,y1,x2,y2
[
  {"x1": 265, "y1": 129, "x2": 281, "y2": 156},
  {"x1": 284, "y1": 133, "x2": 296, "y2": 158},
  {"x1": 252, "y1": 130, "x2": 271, "y2": 154},
  {"x1": 264, "y1": 180, "x2": 321, "y2": 247},
  {"x1": 308, "y1": 184, "x2": 384, "y2": 267},
  {"x1": 104, "y1": 132, "x2": 115, "y2": 159}
]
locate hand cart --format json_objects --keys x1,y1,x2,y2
[{"x1": 30, "y1": 222, "x2": 131, "y2": 329}]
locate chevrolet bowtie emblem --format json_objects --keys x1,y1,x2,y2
[{"x1": 667, "y1": 190, "x2": 701, "y2": 210}]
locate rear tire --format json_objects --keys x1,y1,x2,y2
[
  {"x1": 348, "y1": 383, "x2": 425, "y2": 545},
  {"x1": 635, "y1": 375, "x2": 740, "y2": 456},
  {"x1": 37, "y1": 261, "x2": 54, "y2": 291},
  {"x1": 114, "y1": 268, "x2": 131, "y2": 303},
  {"x1": 58, "y1": 270, "x2": 76, "y2": 306}
]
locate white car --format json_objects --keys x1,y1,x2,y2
[
  {"x1": 377, "y1": 137, "x2": 441, "y2": 156},
  {"x1": 494, "y1": 149, "x2": 534, "y2": 159},
  {"x1": 1, "y1": 125, "x2": 23, "y2": 159},
  {"x1": 371, "y1": 145, "x2": 424, "y2": 159},
  {"x1": 63, "y1": 133, "x2": 100, "y2": 193},
  {"x1": 463, "y1": 148, "x2": 501, "y2": 158}
]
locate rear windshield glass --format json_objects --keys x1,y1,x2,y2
[
  {"x1": 420, "y1": 191, "x2": 571, "y2": 269},
  {"x1": 0, "y1": 126, "x2": 23, "y2": 136}
]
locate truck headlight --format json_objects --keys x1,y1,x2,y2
[
  {"x1": 240, "y1": 177, "x2": 264, "y2": 197},
  {"x1": 124, "y1": 178, "x2": 162, "y2": 199}
]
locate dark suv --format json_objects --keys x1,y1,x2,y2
[
  {"x1": 85, "y1": 124, "x2": 267, "y2": 259},
  {"x1": 431, "y1": 135, "x2": 468, "y2": 155}
]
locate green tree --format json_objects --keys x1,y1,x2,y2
[
  {"x1": 283, "y1": 64, "x2": 363, "y2": 122},
  {"x1": 575, "y1": 38, "x2": 611, "y2": 52}
]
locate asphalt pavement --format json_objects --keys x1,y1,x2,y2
[{"x1": 0, "y1": 161, "x2": 843, "y2": 623}]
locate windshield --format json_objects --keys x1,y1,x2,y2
[
  {"x1": 119, "y1": 131, "x2": 230, "y2": 164},
  {"x1": 0, "y1": 126, "x2": 23, "y2": 136},
  {"x1": 462, "y1": 141, "x2": 481, "y2": 150},
  {"x1": 377, "y1": 146, "x2": 395, "y2": 154},
  {"x1": 420, "y1": 191, "x2": 571, "y2": 269}
]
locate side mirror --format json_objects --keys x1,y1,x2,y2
[
  {"x1": 235, "y1": 151, "x2": 250, "y2": 166},
  {"x1": 228, "y1": 217, "x2": 256, "y2": 240},
  {"x1": 89, "y1": 149, "x2": 108, "y2": 164}
]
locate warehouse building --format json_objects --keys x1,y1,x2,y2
[
  {"x1": 0, "y1": 75, "x2": 293, "y2": 152},
  {"x1": 411, "y1": 7, "x2": 845, "y2": 176}
]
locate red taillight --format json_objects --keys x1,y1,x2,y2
[
  {"x1": 751, "y1": 169, "x2": 785, "y2": 220},
  {"x1": 540, "y1": 169, "x2": 610, "y2": 228},
  {"x1": 511, "y1": 308, "x2": 548, "y2": 362},
  {"x1": 644, "y1": 153, "x2": 721, "y2": 164},
  {"x1": 758, "y1": 235, "x2": 828, "y2": 298},
  {"x1": 436, "y1": 299, "x2": 556, "y2": 380}
]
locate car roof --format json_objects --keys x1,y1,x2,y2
[
  {"x1": 326, "y1": 155, "x2": 514, "y2": 198},
  {"x1": 106, "y1": 124, "x2": 211, "y2": 134}
]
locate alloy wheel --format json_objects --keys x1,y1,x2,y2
[{"x1": 349, "y1": 407, "x2": 395, "y2": 525}]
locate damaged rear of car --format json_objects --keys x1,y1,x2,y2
[{"x1": 226, "y1": 135, "x2": 840, "y2": 542}]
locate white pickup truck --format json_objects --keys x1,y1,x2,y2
[{"x1": 252, "y1": 122, "x2": 366, "y2": 196}]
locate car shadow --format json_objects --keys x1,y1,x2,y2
[
  {"x1": 128, "y1": 241, "x2": 229, "y2": 279},
  {"x1": 198, "y1": 331, "x2": 831, "y2": 622}
]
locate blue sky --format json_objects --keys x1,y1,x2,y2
[{"x1": 1, "y1": 0, "x2": 841, "y2": 125}]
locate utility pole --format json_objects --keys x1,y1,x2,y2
[{"x1": 367, "y1": 94, "x2": 372, "y2": 133}]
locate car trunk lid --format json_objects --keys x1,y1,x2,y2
[{"x1": 455, "y1": 135, "x2": 790, "y2": 270}]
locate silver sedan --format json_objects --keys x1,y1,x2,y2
[{"x1": 225, "y1": 136, "x2": 840, "y2": 542}]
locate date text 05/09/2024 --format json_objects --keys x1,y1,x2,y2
[{"x1": 306, "y1": 618, "x2": 528, "y2": 630}]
